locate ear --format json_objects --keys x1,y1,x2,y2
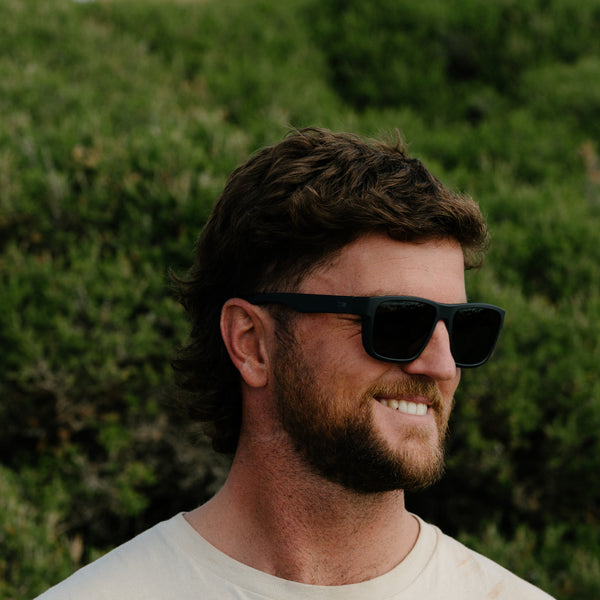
[{"x1": 220, "y1": 298, "x2": 270, "y2": 389}]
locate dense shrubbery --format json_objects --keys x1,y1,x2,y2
[{"x1": 1, "y1": 0, "x2": 598, "y2": 598}]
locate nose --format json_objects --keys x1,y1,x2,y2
[{"x1": 402, "y1": 320, "x2": 458, "y2": 381}]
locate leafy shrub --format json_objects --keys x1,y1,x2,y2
[
  {"x1": 311, "y1": 0, "x2": 600, "y2": 124},
  {"x1": 459, "y1": 522, "x2": 600, "y2": 599},
  {"x1": 0, "y1": 467, "x2": 76, "y2": 599}
]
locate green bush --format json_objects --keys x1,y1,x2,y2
[
  {"x1": 459, "y1": 522, "x2": 600, "y2": 599},
  {"x1": 311, "y1": 0, "x2": 600, "y2": 121},
  {"x1": 0, "y1": 467, "x2": 76, "y2": 599},
  {"x1": 1, "y1": 0, "x2": 599, "y2": 598}
]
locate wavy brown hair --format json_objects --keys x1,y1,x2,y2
[{"x1": 171, "y1": 127, "x2": 488, "y2": 453}]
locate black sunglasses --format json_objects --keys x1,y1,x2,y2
[{"x1": 243, "y1": 293, "x2": 505, "y2": 368}]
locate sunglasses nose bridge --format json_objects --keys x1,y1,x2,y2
[
  {"x1": 431, "y1": 313, "x2": 453, "y2": 345},
  {"x1": 403, "y1": 315, "x2": 457, "y2": 380},
  {"x1": 433, "y1": 305, "x2": 455, "y2": 331},
  {"x1": 428, "y1": 306, "x2": 457, "y2": 361}
]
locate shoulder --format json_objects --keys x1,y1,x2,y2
[
  {"x1": 417, "y1": 518, "x2": 555, "y2": 600},
  {"x1": 35, "y1": 514, "x2": 203, "y2": 600}
]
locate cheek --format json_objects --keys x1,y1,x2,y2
[
  {"x1": 295, "y1": 315, "x2": 417, "y2": 410},
  {"x1": 298, "y1": 318, "x2": 371, "y2": 376}
]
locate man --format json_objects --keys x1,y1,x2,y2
[{"x1": 38, "y1": 128, "x2": 553, "y2": 598}]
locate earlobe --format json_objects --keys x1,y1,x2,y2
[{"x1": 220, "y1": 299, "x2": 270, "y2": 388}]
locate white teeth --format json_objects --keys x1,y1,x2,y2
[{"x1": 378, "y1": 399, "x2": 428, "y2": 416}]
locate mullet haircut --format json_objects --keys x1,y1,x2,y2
[{"x1": 171, "y1": 128, "x2": 489, "y2": 453}]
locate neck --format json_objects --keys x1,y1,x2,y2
[{"x1": 185, "y1": 437, "x2": 419, "y2": 585}]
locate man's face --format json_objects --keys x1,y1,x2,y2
[{"x1": 271, "y1": 234, "x2": 465, "y2": 493}]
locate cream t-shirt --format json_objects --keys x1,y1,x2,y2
[{"x1": 36, "y1": 513, "x2": 554, "y2": 599}]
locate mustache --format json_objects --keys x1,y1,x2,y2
[{"x1": 365, "y1": 376, "x2": 443, "y2": 409}]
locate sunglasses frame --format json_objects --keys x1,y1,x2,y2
[{"x1": 243, "y1": 292, "x2": 505, "y2": 368}]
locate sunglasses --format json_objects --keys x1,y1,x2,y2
[{"x1": 243, "y1": 293, "x2": 505, "y2": 368}]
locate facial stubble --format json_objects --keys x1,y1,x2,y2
[{"x1": 273, "y1": 336, "x2": 451, "y2": 495}]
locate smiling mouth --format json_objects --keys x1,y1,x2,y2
[{"x1": 376, "y1": 398, "x2": 429, "y2": 416}]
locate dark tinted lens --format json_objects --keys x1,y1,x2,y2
[
  {"x1": 372, "y1": 300, "x2": 437, "y2": 360},
  {"x1": 451, "y1": 307, "x2": 502, "y2": 365}
]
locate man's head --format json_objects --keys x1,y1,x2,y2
[{"x1": 172, "y1": 128, "x2": 489, "y2": 456}]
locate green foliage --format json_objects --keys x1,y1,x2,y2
[
  {"x1": 459, "y1": 522, "x2": 600, "y2": 599},
  {"x1": 311, "y1": 0, "x2": 600, "y2": 121},
  {"x1": 0, "y1": 467, "x2": 77, "y2": 599},
  {"x1": 1, "y1": 0, "x2": 599, "y2": 598}
]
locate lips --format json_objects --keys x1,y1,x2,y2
[
  {"x1": 376, "y1": 398, "x2": 428, "y2": 416},
  {"x1": 368, "y1": 378, "x2": 440, "y2": 418}
]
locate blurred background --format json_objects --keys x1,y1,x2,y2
[{"x1": 1, "y1": 0, "x2": 599, "y2": 597}]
